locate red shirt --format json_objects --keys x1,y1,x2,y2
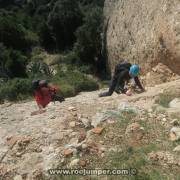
[{"x1": 35, "y1": 87, "x2": 52, "y2": 108}]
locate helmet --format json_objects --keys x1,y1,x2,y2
[{"x1": 129, "y1": 64, "x2": 140, "y2": 77}]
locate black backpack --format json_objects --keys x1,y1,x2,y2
[{"x1": 115, "y1": 61, "x2": 131, "y2": 74}]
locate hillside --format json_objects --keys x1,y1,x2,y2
[{"x1": 1, "y1": 79, "x2": 180, "y2": 179}]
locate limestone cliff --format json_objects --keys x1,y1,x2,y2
[{"x1": 104, "y1": 0, "x2": 180, "y2": 75}]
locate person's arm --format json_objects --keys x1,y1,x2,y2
[
  {"x1": 116, "y1": 70, "x2": 128, "y2": 93},
  {"x1": 134, "y1": 76, "x2": 145, "y2": 91}
]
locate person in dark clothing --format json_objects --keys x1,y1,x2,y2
[{"x1": 99, "y1": 62, "x2": 145, "y2": 97}]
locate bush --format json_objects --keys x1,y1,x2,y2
[
  {"x1": 0, "y1": 44, "x2": 28, "y2": 78},
  {"x1": 74, "y1": 6, "x2": 106, "y2": 75},
  {"x1": 0, "y1": 78, "x2": 33, "y2": 102},
  {"x1": 51, "y1": 69, "x2": 99, "y2": 98},
  {"x1": 48, "y1": 0, "x2": 82, "y2": 51},
  {"x1": 0, "y1": 14, "x2": 38, "y2": 51}
]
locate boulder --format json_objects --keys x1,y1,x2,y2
[
  {"x1": 104, "y1": 0, "x2": 180, "y2": 76},
  {"x1": 169, "y1": 127, "x2": 180, "y2": 141},
  {"x1": 169, "y1": 98, "x2": 180, "y2": 109}
]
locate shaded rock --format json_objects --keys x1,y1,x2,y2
[
  {"x1": 79, "y1": 160, "x2": 86, "y2": 167},
  {"x1": 32, "y1": 169, "x2": 43, "y2": 180},
  {"x1": 170, "y1": 119, "x2": 179, "y2": 126},
  {"x1": 169, "y1": 127, "x2": 180, "y2": 141},
  {"x1": 78, "y1": 133, "x2": 86, "y2": 143}
]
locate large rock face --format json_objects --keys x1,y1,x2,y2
[{"x1": 104, "y1": 0, "x2": 180, "y2": 75}]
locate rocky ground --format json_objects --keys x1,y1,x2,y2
[{"x1": 1, "y1": 79, "x2": 180, "y2": 179}]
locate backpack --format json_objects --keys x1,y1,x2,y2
[{"x1": 115, "y1": 61, "x2": 131, "y2": 72}]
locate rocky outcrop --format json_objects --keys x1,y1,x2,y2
[{"x1": 104, "y1": 0, "x2": 180, "y2": 75}]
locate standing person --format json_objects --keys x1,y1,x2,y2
[
  {"x1": 99, "y1": 61, "x2": 145, "y2": 97},
  {"x1": 32, "y1": 80, "x2": 65, "y2": 113}
]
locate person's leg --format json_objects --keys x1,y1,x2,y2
[
  {"x1": 99, "y1": 76, "x2": 117, "y2": 97},
  {"x1": 116, "y1": 80, "x2": 127, "y2": 94}
]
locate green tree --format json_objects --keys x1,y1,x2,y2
[
  {"x1": 0, "y1": 14, "x2": 38, "y2": 52},
  {"x1": 74, "y1": 6, "x2": 105, "y2": 75},
  {"x1": 47, "y1": 0, "x2": 82, "y2": 51}
]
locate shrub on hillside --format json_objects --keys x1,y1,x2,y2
[
  {"x1": 0, "y1": 44, "x2": 28, "y2": 78},
  {"x1": 47, "y1": 0, "x2": 82, "y2": 50},
  {"x1": 0, "y1": 14, "x2": 38, "y2": 51},
  {"x1": 0, "y1": 78, "x2": 32, "y2": 102},
  {"x1": 74, "y1": 6, "x2": 106, "y2": 75}
]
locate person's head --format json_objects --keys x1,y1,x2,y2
[
  {"x1": 39, "y1": 80, "x2": 48, "y2": 88},
  {"x1": 129, "y1": 64, "x2": 140, "y2": 77},
  {"x1": 32, "y1": 80, "x2": 40, "y2": 91}
]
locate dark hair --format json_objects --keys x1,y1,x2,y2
[{"x1": 32, "y1": 80, "x2": 40, "y2": 90}]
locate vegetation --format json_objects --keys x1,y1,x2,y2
[{"x1": 0, "y1": 0, "x2": 106, "y2": 102}]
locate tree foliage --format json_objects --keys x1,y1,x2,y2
[{"x1": 47, "y1": 0, "x2": 82, "y2": 51}]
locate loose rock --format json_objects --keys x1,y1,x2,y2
[
  {"x1": 169, "y1": 127, "x2": 180, "y2": 141},
  {"x1": 92, "y1": 127, "x2": 104, "y2": 135}
]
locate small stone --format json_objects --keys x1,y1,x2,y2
[
  {"x1": 173, "y1": 145, "x2": 180, "y2": 152},
  {"x1": 69, "y1": 121, "x2": 76, "y2": 128},
  {"x1": 79, "y1": 160, "x2": 86, "y2": 167},
  {"x1": 82, "y1": 144, "x2": 88, "y2": 149},
  {"x1": 101, "y1": 153, "x2": 105, "y2": 158},
  {"x1": 68, "y1": 106, "x2": 76, "y2": 111},
  {"x1": 64, "y1": 149, "x2": 74, "y2": 157},
  {"x1": 92, "y1": 127, "x2": 104, "y2": 134},
  {"x1": 107, "y1": 119, "x2": 115, "y2": 124},
  {"x1": 169, "y1": 127, "x2": 180, "y2": 141},
  {"x1": 16, "y1": 152, "x2": 23, "y2": 157},
  {"x1": 99, "y1": 141, "x2": 104, "y2": 145},
  {"x1": 148, "y1": 109, "x2": 153, "y2": 113},
  {"x1": 69, "y1": 159, "x2": 79, "y2": 167},
  {"x1": 14, "y1": 175, "x2": 23, "y2": 180},
  {"x1": 100, "y1": 147, "x2": 106, "y2": 152},
  {"x1": 148, "y1": 113, "x2": 153, "y2": 118},
  {"x1": 162, "y1": 118, "x2": 167, "y2": 122}
]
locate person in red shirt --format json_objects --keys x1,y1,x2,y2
[{"x1": 32, "y1": 80, "x2": 65, "y2": 113}]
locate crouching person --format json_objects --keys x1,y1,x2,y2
[{"x1": 31, "y1": 80, "x2": 65, "y2": 115}]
